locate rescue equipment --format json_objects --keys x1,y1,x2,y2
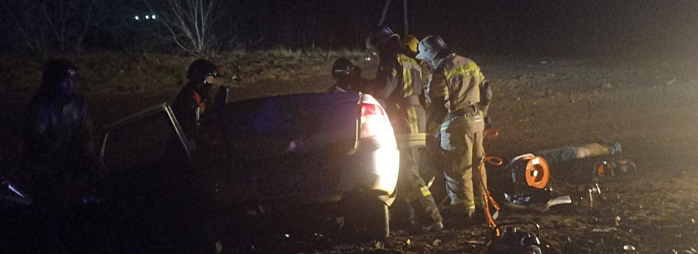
[
  {"x1": 481, "y1": 128, "x2": 502, "y2": 228},
  {"x1": 510, "y1": 154, "x2": 550, "y2": 189},
  {"x1": 503, "y1": 187, "x2": 572, "y2": 212},
  {"x1": 593, "y1": 158, "x2": 637, "y2": 181},
  {"x1": 483, "y1": 129, "x2": 503, "y2": 166},
  {"x1": 480, "y1": 171, "x2": 500, "y2": 229},
  {"x1": 484, "y1": 221, "x2": 543, "y2": 254}
]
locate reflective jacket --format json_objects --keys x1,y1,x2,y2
[
  {"x1": 373, "y1": 52, "x2": 426, "y2": 148},
  {"x1": 426, "y1": 53, "x2": 486, "y2": 116}
]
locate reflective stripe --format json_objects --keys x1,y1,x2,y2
[
  {"x1": 461, "y1": 200, "x2": 476, "y2": 209},
  {"x1": 441, "y1": 61, "x2": 484, "y2": 112},
  {"x1": 403, "y1": 68, "x2": 413, "y2": 97},
  {"x1": 444, "y1": 61, "x2": 483, "y2": 81},
  {"x1": 397, "y1": 54, "x2": 421, "y2": 70},
  {"x1": 401, "y1": 62, "x2": 421, "y2": 71},
  {"x1": 395, "y1": 133, "x2": 426, "y2": 148},
  {"x1": 398, "y1": 54, "x2": 419, "y2": 98},
  {"x1": 408, "y1": 106, "x2": 418, "y2": 134},
  {"x1": 420, "y1": 186, "x2": 432, "y2": 197},
  {"x1": 395, "y1": 133, "x2": 427, "y2": 142},
  {"x1": 440, "y1": 115, "x2": 484, "y2": 130}
]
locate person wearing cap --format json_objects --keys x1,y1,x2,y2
[
  {"x1": 417, "y1": 35, "x2": 492, "y2": 219},
  {"x1": 365, "y1": 26, "x2": 443, "y2": 232}
]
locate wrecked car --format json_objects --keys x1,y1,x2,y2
[{"x1": 97, "y1": 92, "x2": 400, "y2": 248}]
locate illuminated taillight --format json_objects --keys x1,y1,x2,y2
[{"x1": 359, "y1": 103, "x2": 387, "y2": 139}]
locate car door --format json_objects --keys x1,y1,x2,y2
[
  {"x1": 96, "y1": 103, "x2": 213, "y2": 253},
  {"x1": 99, "y1": 102, "x2": 192, "y2": 177}
]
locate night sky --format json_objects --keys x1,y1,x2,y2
[{"x1": 2, "y1": 0, "x2": 698, "y2": 57}]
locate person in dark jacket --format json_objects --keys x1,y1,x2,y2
[
  {"x1": 172, "y1": 59, "x2": 228, "y2": 148},
  {"x1": 22, "y1": 59, "x2": 95, "y2": 253},
  {"x1": 366, "y1": 26, "x2": 443, "y2": 232},
  {"x1": 328, "y1": 57, "x2": 369, "y2": 93},
  {"x1": 171, "y1": 59, "x2": 229, "y2": 253},
  {"x1": 23, "y1": 59, "x2": 95, "y2": 199}
]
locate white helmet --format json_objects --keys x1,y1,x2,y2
[{"x1": 416, "y1": 35, "x2": 449, "y2": 65}]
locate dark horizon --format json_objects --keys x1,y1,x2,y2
[{"x1": 1, "y1": 0, "x2": 698, "y2": 58}]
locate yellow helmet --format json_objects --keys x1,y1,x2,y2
[{"x1": 403, "y1": 35, "x2": 419, "y2": 54}]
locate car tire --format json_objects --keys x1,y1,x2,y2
[
  {"x1": 342, "y1": 191, "x2": 390, "y2": 240},
  {"x1": 365, "y1": 199, "x2": 389, "y2": 240}
]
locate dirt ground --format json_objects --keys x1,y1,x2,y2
[{"x1": 2, "y1": 55, "x2": 698, "y2": 253}]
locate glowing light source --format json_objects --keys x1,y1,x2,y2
[
  {"x1": 8, "y1": 183, "x2": 26, "y2": 198},
  {"x1": 135, "y1": 16, "x2": 139, "y2": 20},
  {"x1": 152, "y1": 14, "x2": 156, "y2": 19},
  {"x1": 145, "y1": 15, "x2": 150, "y2": 19}
]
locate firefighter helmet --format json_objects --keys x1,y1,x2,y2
[
  {"x1": 416, "y1": 35, "x2": 450, "y2": 64},
  {"x1": 187, "y1": 59, "x2": 218, "y2": 83},
  {"x1": 403, "y1": 35, "x2": 420, "y2": 54},
  {"x1": 365, "y1": 26, "x2": 400, "y2": 56}
]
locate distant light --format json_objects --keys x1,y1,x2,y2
[
  {"x1": 135, "y1": 16, "x2": 139, "y2": 20},
  {"x1": 145, "y1": 15, "x2": 150, "y2": 19},
  {"x1": 8, "y1": 183, "x2": 26, "y2": 198},
  {"x1": 152, "y1": 14, "x2": 156, "y2": 19}
]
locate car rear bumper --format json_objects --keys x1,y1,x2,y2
[{"x1": 216, "y1": 138, "x2": 399, "y2": 207}]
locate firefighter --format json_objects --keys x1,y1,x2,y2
[
  {"x1": 366, "y1": 26, "x2": 443, "y2": 231},
  {"x1": 401, "y1": 34, "x2": 444, "y2": 193},
  {"x1": 22, "y1": 59, "x2": 96, "y2": 253},
  {"x1": 404, "y1": 35, "x2": 433, "y2": 81},
  {"x1": 172, "y1": 59, "x2": 228, "y2": 148},
  {"x1": 417, "y1": 35, "x2": 491, "y2": 219}
]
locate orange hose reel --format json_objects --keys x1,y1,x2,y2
[
  {"x1": 522, "y1": 156, "x2": 550, "y2": 189},
  {"x1": 511, "y1": 154, "x2": 550, "y2": 189}
]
